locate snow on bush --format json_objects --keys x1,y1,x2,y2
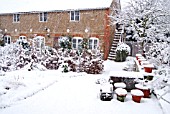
[
  {"x1": 115, "y1": 42, "x2": 130, "y2": 62},
  {"x1": 146, "y1": 42, "x2": 170, "y2": 67},
  {"x1": 0, "y1": 37, "x2": 104, "y2": 74}
]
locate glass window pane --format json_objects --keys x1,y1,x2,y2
[
  {"x1": 94, "y1": 40, "x2": 98, "y2": 45},
  {"x1": 44, "y1": 12, "x2": 47, "y2": 21},
  {"x1": 75, "y1": 11, "x2": 79, "y2": 15},
  {"x1": 78, "y1": 39, "x2": 82, "y2": 43},
  {"x1": 75, "y1": 16, "x2": 79, "y2": 21},
  {"x1": 71, "y1": 11, "x2": 74, "y2": 20},
  {"x1": 73, "y1": 39, "x2": 76, "y2": 43},
  {"x1": 40, "y1": 13, "x2": 43, "y2": 21}
]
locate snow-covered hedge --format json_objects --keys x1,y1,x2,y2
[{"x1": 0, "y1": 40, "x2": 104, "y2": 74}]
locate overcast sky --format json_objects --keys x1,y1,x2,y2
[{"x1": 0, "y1": 0, "x2": 129, "y2": 13}]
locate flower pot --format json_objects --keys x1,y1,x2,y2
[
  {"x1": 135, "y1": 84, "x2": 150, "y2": 98},
  {"x1": 132, "y1": 95, "x2": 143, "y2": 103},
  {"x1": 131, "y1": 89, "x2": 144, "y2": 103},
  {"x1": 144, "y1": 67, "x2": 152, "y2": 73},
  {"x1": 142, "y1": 89, "x2": 150, "y2": 98},
  {"x1": 115, "y1": 88, "x2": 127, "y2": 102},
  {"x1": 144, "y1": 75, "x2": 154, "y2": 81},
  {"x1": 143, "y1": 64, "x2": 154, "y2": 73},
  {"x1": 116, "y1": 94, "x2": 126, "y2": 102}
]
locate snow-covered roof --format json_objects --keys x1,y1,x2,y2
[{"x1": 0, "y1": 0, "x2": 113, "y2": 14}]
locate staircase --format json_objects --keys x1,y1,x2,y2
[{"x1": 108, "y1": 24, "x2": 124, "y2": 60}]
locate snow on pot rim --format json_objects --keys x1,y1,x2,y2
[
  {"x1": 141, "y1": 61, "x2": 150, "y2": 65},
  {"x1": 131, "y1": 89, "x2": 144, "y2": 96},
  {"x1": 138, "y1": 58, "x2": 147, "y2": 61},
  {"x1": 135, "y1": 84, "x2": 151, "y2": 90},
  {"x1": 114, "y1": 82, "x2": 126, "y2": 88},
  {"x1": 115, "y1": 88, "x2": 127, "y2": 95},
  {"x1": 143, "y1": 64, "x2": 154, "y2": 68},
  {"x1": 136, "y1": 54, "x2": 143, "y2": 57}
]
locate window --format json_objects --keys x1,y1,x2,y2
[
  {"x1": 39, "y1": 12, "x2": 48, "y2": 22},
  {"x1": 33, "y1": 36, "x2": 45, "y2": 49},
  {"x1": 3, "y1": 35, "x2": 11, "y2": 44},
  {"x1": 18, "y1": 36, "x2": 27, "y2": 45},
  {"x1": 72, "y1": 37, "x2": 83, "y2": 49},
  {"x1": 70, "y1": 11, "x2": 80, "y2": 21},
  {"x1": 13, "y1": 14, "x2": 20, "y2": 22},
  {"x1": 19, "y1": 36, "x2": 26, "y2": 40},
  {"x1": 88, "y1": 37, "x2": 99, "y2": 50}
]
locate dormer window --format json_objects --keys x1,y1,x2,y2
[
  {"x1": 39, "y1": 12, "x2": 48, "y2": 22},
  {"x1": 70, "y1": 11, "x2": 80, "y2": 21}
]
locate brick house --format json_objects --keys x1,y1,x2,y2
[{"x1": 0, "y1": 0, "x2": 120, "y2": 60}]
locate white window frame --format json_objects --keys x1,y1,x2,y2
[
  {"x1": 39, "y1": 12, "x2": 48, "y2": 22},
  {"x1": 70, "y1": 11, "x2": 80, "y2": 21},
  {"x1": 3, "y1": 35, "x2": 11, "y2": 44},
  {"x1": 33, "y1": 36, "x2": 45, "y2": 49},
  {"x1": 88, "y1": 37, "x2": 99, "y2": 50},
  {"x1": 13, "y1": 14, "x2": 20, "y2": 23},
  {"x1": 72, "y1": 37, "x2": 83, "y2": 49},
  {"x1": 19, "y1": 36, "x2": 26, "y2": 40},
  {"x1": 18, "y1": 36, "x2": 27, "y2": 45}
]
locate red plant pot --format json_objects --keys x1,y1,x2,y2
[
  {"x1": 132, "y1": 95, "x2": 143, "y2": 103},
  {"x1": 142, "y1": 89, "x2": 150, "y2": 98},
  {"x1": 135, "y1": 84, "x2": 150, "y2": 98},
  {"x1": 131, "y1": 89, "x2": 144, "y2": 103},
  {"x1": 144, "y1": 67, "x2": 152, "y2": 73}
]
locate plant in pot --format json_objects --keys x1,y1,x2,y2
[
  {"x1": 115, "y1": 88, "x2": 127, "y2": 102},
  {"x1": 115, "y1": 43, "x2": 130, "y2": 62}
]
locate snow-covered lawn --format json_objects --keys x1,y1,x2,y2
[{"x1": 0, "y1": 60, "x2": 169, "y2": 114}]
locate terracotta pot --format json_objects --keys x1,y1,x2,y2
[
  {"x1": 144, "y1": 67, "x2": 153, "y2": 73},
  {"x1": 142, "y1": 89, "x2": 150, "y2": 98},
  {"x1": 143, "y1": 64, "x2": 154, "y2": 73},
  {"x1": 131, "y1": 89, "x2": 144, "y2": 103},
  {"x1": 135, "y1": 84, "x2": 150, "y2": 98},
  {"x1": 132, "y1": 95, "x2": 143, "y2": 103}
]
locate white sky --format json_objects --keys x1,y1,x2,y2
[
  {"x1": 0, "y1": 0, "x2": 130, "y2": 13},
  {"x1": 0, "y1": 0, "x2": 112, "y2": 13}
]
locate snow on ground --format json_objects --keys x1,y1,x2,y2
[{"x1": 0, "y1": 59, "x2": 168, "y2": 114}]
